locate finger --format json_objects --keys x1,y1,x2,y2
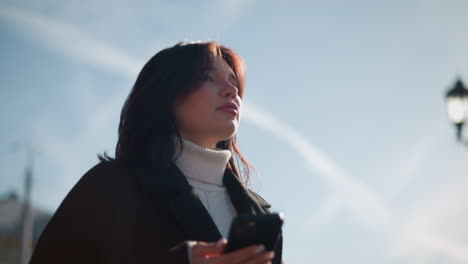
[
  {"x1": 191, "y1": 239, "x2": 227, "y2": 257},
  {"x1": 217, "y1": 244, "x2": 265, "y2": 263},
  {"x1": 243, "y1": 251, "x2": 275, "y2": 264}
]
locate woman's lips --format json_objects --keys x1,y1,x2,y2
[{"x1": 218, "y1": 107, "x2": 238, "y2": 115}]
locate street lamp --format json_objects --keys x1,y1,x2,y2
[{"x1": 445, "y1": 78, "x2": 468, "y2": 142}]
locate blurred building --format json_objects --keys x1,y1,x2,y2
[{"x1": 0, "y1": 192, "x2": 52, "y2": 264}]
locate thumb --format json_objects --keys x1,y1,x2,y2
[{"x1": 191, "y1": 239, "x2": 227, "y2": 257}]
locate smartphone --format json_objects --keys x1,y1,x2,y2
[{"x1": 223, "y1": 213, "x2": 284, "y2": 253}]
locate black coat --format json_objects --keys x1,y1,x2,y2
[{"x1": 30, "y1": 160, "x2": 283, "y2": 263}]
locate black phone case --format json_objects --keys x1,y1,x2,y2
[{"x1": 223, "y1": 213, "x2": 283, "y2": 253}]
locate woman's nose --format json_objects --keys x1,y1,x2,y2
[{"x1": 221, "y1": 79, "x2": 239, "y2": 98}]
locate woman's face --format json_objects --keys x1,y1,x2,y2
[{"x1": 174, "y1": 56, "x2": 242, "y2": 149}]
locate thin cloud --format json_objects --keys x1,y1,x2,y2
[
  {"x1": 242, "y1": 102, "x2": 391, "y2": 229},
  {"x1": 0, "y1": 4, "x2": 141, "y2": 79}
]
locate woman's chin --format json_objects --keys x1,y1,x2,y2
[{"x1": 215, "y1": 124, "x2": 238, "y2": 140}]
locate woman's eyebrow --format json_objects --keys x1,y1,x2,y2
[{"x1": 204, "y1": 66, "x2": 239, "y2": 83}]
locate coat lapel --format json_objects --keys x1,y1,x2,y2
[
  {"x1": 138, "y1": 163, "x2": 222, "y2": 242},
  {"x1": 223, "y1": 169, "x2": 271, "y2": 215}
]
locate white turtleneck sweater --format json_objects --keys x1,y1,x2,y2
[{"x1": 172, "y1": 138, "x2": 238, "y2": 238}]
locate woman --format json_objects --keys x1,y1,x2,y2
[{"x1": 30, "y1": 41, "x2": 283, "y2": 264}]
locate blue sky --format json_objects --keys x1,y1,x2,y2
[{"x1": 1, "y1": 0, "x2": 468, "y2": 263}]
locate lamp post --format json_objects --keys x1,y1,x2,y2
[
  {"x1": 19, "y1": 147, "x2": 34, "y2": 264},
  {"x1": 9, "y1": 142, "x2": 39, "y2": 264},
  {"x1": 445, "y1": 78, "x2": 468, "y2": 142}
]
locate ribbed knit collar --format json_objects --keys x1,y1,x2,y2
[{"x1": 173, "y1": 137, "x2": 232, "y2": 186}]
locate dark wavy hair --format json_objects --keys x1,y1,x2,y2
[{"x1": 100, "y1": 41, "x2": 253, "y2": 184}]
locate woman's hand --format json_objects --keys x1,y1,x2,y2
[{"x1": 191, "y1": 238, "x2": 275, "y2": 264}]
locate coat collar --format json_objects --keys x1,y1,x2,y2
[
  {"x1": 222, "y1": 169, "x2": 271, "y2": 214},
  {"x1": 137, "y1": 162, "x2": 271, "y2": 242}
]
